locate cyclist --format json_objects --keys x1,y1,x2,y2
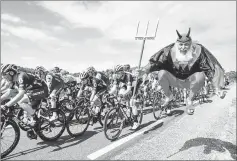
[
  {"x1": 110, "y1": 65, "x2": 142, "y2": 130},
  {"x1": 35, "y1": 67, "x2": 64, "y2": 121},
  {"x1": 35, "y1": 66, "x2": 47, "y2": 82},
  {"x1": 86, "y1": 66, "x2": 110, "y2": 86},
  {"x1": 1, "y1": 64, "x2": 49, "y2": 139},
  {"x1": 77, "y1": 71, "x2": 109, "y2": 124},
  {"x1": 60, "y1": 69, "x2": 78, "y2": 99}
]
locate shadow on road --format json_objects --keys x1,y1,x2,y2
[
  {"x1": 167, "y1": 137, "x2": 237, "y2": 160},
  {"x1": 2, "y1": 145, "x2": 49, "y2": 160},
  {"x1": 144, "y1": 122, "x2": 164, "y2": 134},
  {"x1": 169, "y1": 109, "x2": 184, "y2": 117},
  {"x1": 142, "y1": 107, "x2": 153, "y2": 115},
  {"x1": 3, "y1": 131, "x2": 98, "y2": 160},
  {"x1": 37, "y1": 130, "x2": 98, "y2": 152},
  {"x1": 114, "y1": 120, "x2": 158, "y2": 142}
]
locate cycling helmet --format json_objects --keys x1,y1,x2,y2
[
  {"x1": 80, "y1": 71, "x2": 89, "y2": 79},
  {"x1": 35, "y1": 66, "x2": 46, "y2": 72},
  {"x1": 86, "y1": 66, "x2": 96, "y2": 73},
  {"x1": 123, "y1": 64, "x2": 131, "y2": 70},
  {"x1": 53, "y1": 66, "x2": 60, "y2": 73},
  {"x1": 114, "y1": 65, "x2": 124, "y2": 73},
  {"x1": 1, "y1": 64, "x2": 18, "y2": 74},
  {"x1": 60, "y1": 69, "x2": 69, "y2": 75}
]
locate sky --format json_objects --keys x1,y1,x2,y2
[{"x1": 1, "y1": 1, "x2": 236, "y2": 73}]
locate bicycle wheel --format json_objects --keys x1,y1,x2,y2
[
  {"x1": 60, "y1": 99, "x2": 75, "y2": 112},
  {"x1": 66, "y1": 107, "x2": 90, "y2": 137},
  {"x1": 98, "y1": 105, "x2": 111, "y2": 127},
  {"x1": 104, "y1": 107, "x2": 124, "y2": 141},
  {"x1": 37, "y1": 109, "x2": 66, "y2": 141},
  {"x1": 59, "y1": 99, "x2": 75, "y2": 122},
  {"x1": 1, "y1": 119, "x2": 20, "y2": 159},
  {"x1": 152, "y1": 96, "x2": 163, "y2": 120},
  {"x1": 15, "y1": 109, "x2": 30, "y2": 131}
]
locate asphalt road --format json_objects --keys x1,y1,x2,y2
[{"x1": 2, "y1": 83, "x2": 236, "y2": 160}]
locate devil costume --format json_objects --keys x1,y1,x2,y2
[
  {"x1": 143, "y1": 28, "x2": 225, "y2": 109},
  {"x1": 144, "y1": 28, "x2": 224, "y2": 81}
]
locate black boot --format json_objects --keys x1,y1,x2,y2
[{"x1": 27, "y1": 129, "x2": 37, "y2": 140}]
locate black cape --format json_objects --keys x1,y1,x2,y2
[{"x1": 143, "y1": 43, "x2": 224, "y2": 80}]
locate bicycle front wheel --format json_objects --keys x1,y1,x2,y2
[
  {"x1": 66, "y1": 107, "x2": 90, "y2": 137},
  {"x1": 37, "y1": 109, "x2": 66, "y2": 141},
  {"x1": 1, "y1": 119, "x2": 20, "y2": 159},
  {"x1": 104, "y1": 107, "x2": 124, "y2": 141},
  {"x1": 152, "y1": 96, "x2": 163, "y2": 120}
]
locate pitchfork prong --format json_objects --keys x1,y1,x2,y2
[
  {"x1": 154, "y1": 18, "x2": 160, "y2": 38},
  {"x1": 136, "y1": 21, "x2": 140, "y2": 37},
  {"x1": 145, "y1": 20, "x2": 150, "y2": 37}
]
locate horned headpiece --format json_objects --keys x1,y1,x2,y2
[{"x1": 176, "y1": 28, "x2": 192, "y2": 42}]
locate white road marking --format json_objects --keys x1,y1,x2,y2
[{"x1": 87, "y1": 119, "x2": 164, "y2": 160}]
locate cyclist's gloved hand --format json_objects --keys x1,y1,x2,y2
[
  {"x1": 1, "y1": 105, "x2": 9, "y2": 112},
  {"x1": 134, "y1": 68, "x2": 143, "y2": 77}
]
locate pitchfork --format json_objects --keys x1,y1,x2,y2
[{"x1": 132, "y1": 19, "x2": 160, "y2": 98}]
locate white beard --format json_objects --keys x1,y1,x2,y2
[{"x1": 175, "y1": 43, "x2": 194, "y2": 63}]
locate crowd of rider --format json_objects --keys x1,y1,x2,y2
[{"x1": 1, "y1": 63, "x2": 228, "y2": 139}]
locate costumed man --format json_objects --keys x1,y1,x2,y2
[{"x1": 139, "y1": 28, "x2": 226, "y2": 115}]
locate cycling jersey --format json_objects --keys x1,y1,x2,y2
[
  {"x1": 95, "y1": 71, "x2": 110, "y2": 86},
  {"x1": 15, "y1": 72, "x2": 49, "y2": 108},
  {"x1": 46, "y1": 73, "x2": 64, "y2": 94},
  {"x1": 81, "y1": 76, "x2": 107, "y2": 95},
  {"x1": 16, "y1": 72, "x2": 47, "y2": 91},
  {"x1": 113, "y1": 72, "x2": 133, "y2": 88}
]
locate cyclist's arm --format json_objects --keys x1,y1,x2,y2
[
  {"x1": 90, "y1": 89, "x2": 96, "y2": 102},
  {"x1": 90, "y1": 79, "x2": 97, "y2": 102},
  {"x1": 5, "y1": 89, "x2": 25, "y2": 107},
  {"x1": 124, "y1": 74, "x2": 133, "y2": 95},
  {"x1": 109, "y1": 81, "x2": 118, "y2": 95},
  {"x1": 77, "y1": 85, "x2": 85, "y2": 98},
  {"x1": 1, "y1": 81, "x2": 12, "y2": 93}
]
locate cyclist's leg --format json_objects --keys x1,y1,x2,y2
[
  {"x1": 20, "y1": 87, "x2": 48, "y2": 125},
  {"x1": 18, "y1": 94, "x2": 35, "y2": 120},
  {"x1": 92, "y1": 87, "x2": 108, "y2": 113},
  {"x1": 157, "y1": 70, "x2": 177, "y2": 105},
  {"x1": 49, "y1": 84, "x2": 62, "y2": 121},
  {"x1": 188, "y1": 72, "x2": 205, "y2": 103},
  {"x1": 1, "y1": 88, "x2": 18, "y2": 102},
  {"x1": 130, "y1": 80, "x2": 143, "y2": 130}
]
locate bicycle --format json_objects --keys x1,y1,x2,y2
[
  {"x1": 1, "y1": 100, "x2": 66, "y2": 158},
  {"x1": 152, "y1": 89, "x2": 173, "y2": 120},
  {"x1": 66, "y1": 92, "x2": 114, "y2": 137},
  {"x1": 103, "y1": 93, "x2": 144, "y2": 141}
]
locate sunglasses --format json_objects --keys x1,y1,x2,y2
[{"x1": 35, "y1": 71, "x2": 40, "y2": 75}]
